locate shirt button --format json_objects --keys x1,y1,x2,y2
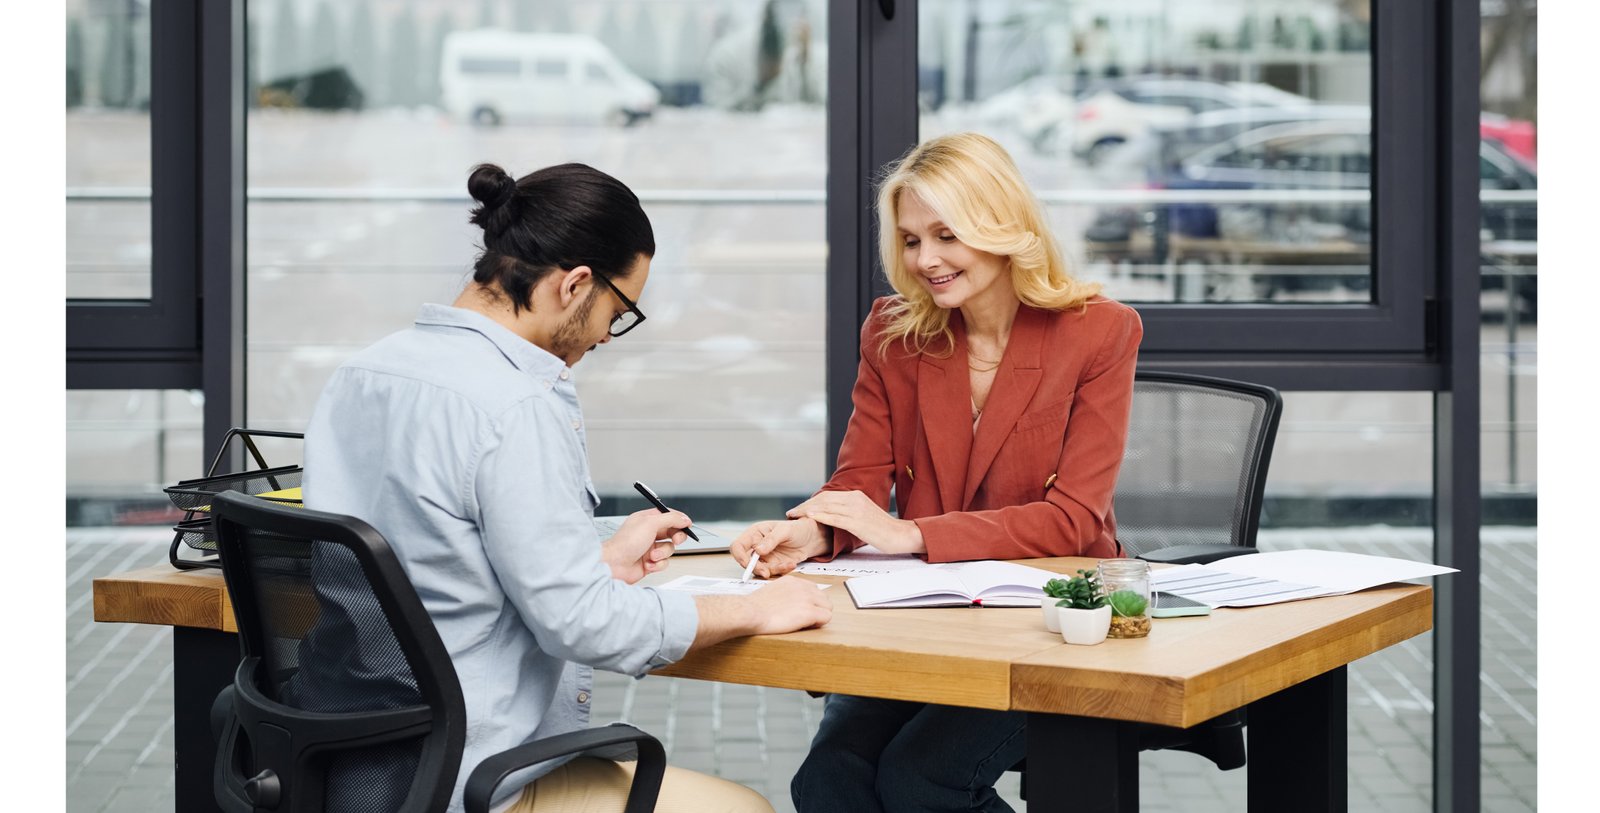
[
  {"x1": 559, "y1": 369, "x2": 570, "y2": 381},
  {"x1": 576, "y1": 691, "x2": 590, "y2": 704},
  {"x1": 571, "y1": 419, "x2": 582, "y2": 431}
]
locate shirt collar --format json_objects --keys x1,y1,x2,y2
[{"x1": 414, "y1": 303, "x2": 572, "y2": 381}]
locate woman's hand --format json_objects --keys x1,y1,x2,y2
[
  {"x1": 785, "y1": 490, "x2": 925, "y2": 555},
  {"x1": 730, "y1": 518, "x2": 830, "y2": 579},
  {"x1": 602, "y1": 509, "x2": 690, "y2": 584}
]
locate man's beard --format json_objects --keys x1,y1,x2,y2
[{"x1": 549, "y1": 289, "x2": 599, "y2": 364}]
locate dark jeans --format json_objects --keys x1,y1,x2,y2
[{"x1": 791, "y1": 694, "x2": 1027, "y2": 813}]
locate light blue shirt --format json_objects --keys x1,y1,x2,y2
[{"x1": 303, "y1": 303, "x2": 699, "y2": 812}]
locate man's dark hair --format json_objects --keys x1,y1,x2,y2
[{"x1": 466, "y1": 162, "x2": 655, "y2": 313}]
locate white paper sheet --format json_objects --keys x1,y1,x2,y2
[
  {"x1": 654, "y1": 575, "x2": 832, "y2": 596},
  {"x1": 795, "y1": 545, "x2": 930, "y2": 577},
  {"x1": 1151, "y1": 550, "x2": 1457, "y2": 608}
]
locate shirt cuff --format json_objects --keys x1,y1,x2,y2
[{"x1": 643, "y1": 585, "x2": 699, "y2": 669}]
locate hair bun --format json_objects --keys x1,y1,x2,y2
[{"x1": 467, "y1": 163, "x2": 523, "y2": 239}]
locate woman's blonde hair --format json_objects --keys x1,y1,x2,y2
[{"x1": 875, "y1": 132, "x2": 1100, "y2": 357}]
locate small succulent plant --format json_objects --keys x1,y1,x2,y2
[
  {"x1": 1044, "y1": 569, "x2": 1108, "y2": 611},
  {"x1": 1107, "y1": 589, "x2": 1149, "y2": 618}
]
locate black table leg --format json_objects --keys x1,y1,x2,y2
[
  {"x1": 1026, "y1": 712, "x2": 1139, "y2": 812},
  {"x1": 174, "y1": 627, "x2": 238, "y2": 813},
  {"x1": 1248, "y1": 665, "x2": 1348, "y2": 813}
]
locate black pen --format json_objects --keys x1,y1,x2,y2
[{"x1": 633, "y1": 481, "x2": 700, "y2": 541}]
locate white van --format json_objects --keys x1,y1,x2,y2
[{"x1": 440, "y1": 30, "x2": 660, "y2": 126}]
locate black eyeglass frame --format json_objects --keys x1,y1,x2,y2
[{"x1": 591, "y1": 271, "x2": 646, "y2": 337}]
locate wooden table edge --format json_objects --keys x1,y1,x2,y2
[
  {"x1": 92, "y1": 564, "x2": 236, "y2": 633},
  {"x1": 651, "y1": 630, "x2": 1075, "y2": 711},
  {"x1": 1009, "y1": 584, "x2": 1433, "y2": 726}
]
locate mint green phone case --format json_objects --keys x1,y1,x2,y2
[{"x1": 1151, "y1": 592, "x2": 1213, "y2": 618}]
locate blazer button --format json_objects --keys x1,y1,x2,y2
[{"x1": 576, "y1": 691, "x2": 590, "y2": 704}]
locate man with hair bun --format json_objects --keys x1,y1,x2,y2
[{"x1": 303, "y1": 161, "x2": 830, "y2": 813}]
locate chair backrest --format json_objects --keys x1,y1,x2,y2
[
  {"x1": 1113, "y1": 371, "x2": 1283, "y2": 557},
  {"x1": 211, "y1": 491, "x2": 467, "y2": 813}
]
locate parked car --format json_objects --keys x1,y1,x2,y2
[
  {"x1": 1025, "y1": 76, "x2": 1314, "y2": 163},
  {"x1": 1085, "y1": 115, "x2": 1537, "y2": 303},
  {"x1": 972, "y1": 73, "x2": 1080, "y2": 131},
  {"x1": 1480, "y1": 112, "x2": 1536, "y2": 166},
  {"x1": 1167, "y1": 117, "x2": 1534, "y2": 239},
  {"x1": 440, "y1": 30, "x2": 659, "y2": 126},
  {"x1": 1093, "y1": 104, "x2": 1375, "y2": 189},
  {"x1": 258, "y1": 67, "x2": 365, "y2": 111}
]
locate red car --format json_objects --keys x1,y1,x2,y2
[{"x1": 1481, "y1": 113, "x2": 1536, "y2": 167}]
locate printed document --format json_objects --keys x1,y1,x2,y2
[
  {"x1": 1151, "y1": 549, "x2": 1457, "y2": 608},
  {"x1": 655, "y1": 575, "x2": 832, "y2": 597},
  {"x1": 795, "y1": 545, "x2": 929, "y2": 577}
]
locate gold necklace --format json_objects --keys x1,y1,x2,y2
[{"x1": 967, "y1": 350, "x2": 1002, "y2": 373}]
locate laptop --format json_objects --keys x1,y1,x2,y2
[{"x1": 591, "y1": 515, "x2": 734, "y2": 555}]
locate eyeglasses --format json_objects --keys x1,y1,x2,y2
[{"x1": 591, "y1": 271, "x2": 646, "y2": 337}]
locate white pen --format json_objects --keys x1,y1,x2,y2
[{"x1": 741, "y1": 553, "x2": 760, "y2": 583}]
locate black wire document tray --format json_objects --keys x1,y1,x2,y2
[
  {"x1": 162, "y1": 428, "x2": 304, "y2": 570},
  {"x1": 164, "y1": 466, "x2": 302, "y2": 513}
]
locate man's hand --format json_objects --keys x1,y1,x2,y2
[
  {"x1": 602, "y1": 509, "x2": 690, "y2": 584},
  {"x1": 730, "y1": 518, "x2": 830, "y2": 579},
  {"x1": 690, "y1": 575, "x2": 832, "y2": 651},
  {"x1": 785, "y1": 490, "x2": 925, "y2": 555},
  {"x1": 745, "y1": 575, "x2": 833, "y2": 635}
]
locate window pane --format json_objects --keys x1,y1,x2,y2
[
  {"x1": 1479, "y1": 299, "x2": 1535, "y2": 505},
  {"x1": 65, "y1": 0, "x2": 152, "y2": 301},
  {"x1": 919, "y1": 0, "x2": 1377, "y2": 304},
  {"x1": 66, "y1": 390, "x2": 204, "y2": 525},
  {"x1": 460, "y1": 57, "x2": 521, "y2": 76},
  {"x1": 245, "y1": 0, "x2": 828, "y2": 519}
]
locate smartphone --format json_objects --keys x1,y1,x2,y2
[{"x1": 1151, "y1": 592, "x2": 1213, "y2": 618}]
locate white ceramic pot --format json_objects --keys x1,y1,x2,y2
[
  {"x1": 1042, "y1": 600, "x2": 1062, "y2": 633},
  {"x1": 1058, "y1": 605, "x2": 1112, "y2": 646}
]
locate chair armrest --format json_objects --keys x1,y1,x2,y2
[
  {"x1": 210, "y1": 686, "x2": 236, "y2": 745},
  {"x1": 463, "y1": 723, "x2": 666, "y2": 813},
  {"x1": 1136, "y1": 544, "x2": 1259, "y2": 566}
]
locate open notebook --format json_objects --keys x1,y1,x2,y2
[
  {"x1": 844, "y1": 560, "x2": 1059, "y2": 609},
  {"x1": 590, "y1": 515, "x2": 733, "y2": 555}
]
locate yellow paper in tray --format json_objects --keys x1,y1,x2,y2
[
  {"x1": 190, "y1": 486, "x2": 302, "y2": 513},
  {"x1": 256, "y1": 486, "x2": 303, "y2": 504}
]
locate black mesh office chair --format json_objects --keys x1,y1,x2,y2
[
  {"x1": 1117, "y1": 370, "x2": 1283, "y2": 565},
  {"x1": 1121, "y1": 371, "x2": 1282, "y2": 771},
  {"x1": 209, "y1": 491, "x2": 666, "y2": 813},
  {"x1": 1020, "y1": 371, "x2": 1283, "y2": 796}
]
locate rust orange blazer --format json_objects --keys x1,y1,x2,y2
[{"x1": 817, "y1": 295, "x2": 1143, "y2": 564}]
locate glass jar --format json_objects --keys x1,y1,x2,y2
[{"x1": 1098, "y1": 559, "x2": 1154, "y2": 639}]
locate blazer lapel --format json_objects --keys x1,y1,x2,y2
[
  {"x1": 918, "y1": 315, "x2": 973, "y2": 514},
  {"x1": 962, "y1": 306, "x2": 1046, "y2": 508}
]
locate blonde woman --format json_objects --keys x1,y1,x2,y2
[{"x1": 731, "y1": 132, "x2": 1143, "y2": 812}]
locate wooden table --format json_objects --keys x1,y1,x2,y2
[{"x1": 95, "y1": 554, "x2": 1432, "y2": 812}]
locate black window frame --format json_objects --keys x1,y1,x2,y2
[
  {"x1": 829, "y1": 1, "x2": 1449, "y2": 391},
  {"x1": 60, "y1": 0, "x2": 1484, "y2": 808},
  {"x1": 66, "y1": 0, "x2": 199, "y2": 371},
  {"x1": 826, "y1": 1, "x2": 1481, "y2": 810},
  {"x1": 65, "y1": 0, "x2": 247, "y2": 459}
]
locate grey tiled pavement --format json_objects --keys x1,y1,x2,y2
[{"x1": 67, "y1": 526, "x2": 1537, "y2": 812}]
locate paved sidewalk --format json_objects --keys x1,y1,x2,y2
[{"x1": 66, "y1": 526, "x2": 1536, "y2": 812}]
